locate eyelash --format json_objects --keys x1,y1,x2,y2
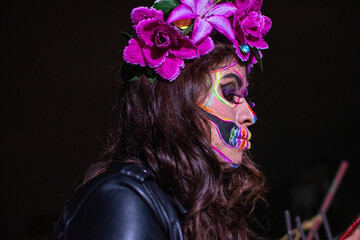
[{"x1": 222, "y1": 88, "x2": 241, "y2": 104}]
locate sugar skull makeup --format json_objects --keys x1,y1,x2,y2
[
  {"x1": 200, "y1": 60, "x2": 257, "y2": 165},
  {"x1": 201, "y1": 108, "x2": 251, "y2": 150}
]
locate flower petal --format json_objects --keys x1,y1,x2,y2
[
  {"x1": 249, "y1": 50, "x2": 262, "y2": 64},
  {"x1": 196, "y1": 36, "x2": 215, "y2": 55},
  {"x1": 156, "y1": 55, "x2": 184, "y2": 81},
  {"x1": 234, "y1": 23, "x2": 246, "y2": 45},
  {"x1": 123, "y1": 38, "x2": 146, "y2": 67},
  {"x1": 248, "y1": 0, "x2": 263, "y2": 12},
  {"x1": 206, "y1": 2, "x2": 237, "y2": 18},
  {"x1": 261, "y1": 15, "x2": 272, "y2": 36},
  {"x1": 195, "y1": 0, "x2": 213, "y2": 15},
  {"x1": 206, "y1": 15, "x2": 236, "y2": 42},
  {"x1": 234, "y1": 42, "x2": 250, "y2": 62},
  {"x1": 192, "y1": 17, "x2": 213, "y2": 44},
  {"x1": 143, "y1": 45, "x2": 168, "y2": 68},
  {"x1": 167, "y1": 4, "x2": 197, "y2": 23},
  {"x1": 247, "y1": 36, "x2": 268, "y2": 49},
  {"x1": 181, "y1": 0, "x2": 196, "y2": 11},
  {"x1": 246, "y1": 63, "x2": 253, "y2": 73},
  {"x1": 131, "y1": 7, "x2": 163, "y2": 25},
  {"x1": 242, "y1": 12, "x2": 261, "y2": 38},
  {"x1": 235, "y1": 0, "x2": 251, "y2": 14},
  {"x1": 170, "y1": 37, "x2": 199, "y2": 59},
  {"x1": 155, "y1": 30, "x2": 171, "y2": 48},
  {"x1": 136, "y1": 18, "x2": 160, "y2": 46}
]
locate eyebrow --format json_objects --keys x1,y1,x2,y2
[{"x1": 221, "y1": 73, "x2": 245, "y2": 88}]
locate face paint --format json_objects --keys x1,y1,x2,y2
[
  {"x1": 204, "y1": 78, "x2": 215, "y2": 107},
  {"x1": 213, "y1": 67, "x2": 257, "y2": 124},
  {"x1": 211, "y1": 146, "x2": 239, "y2": 168},
  {"x1": 212, "y1": 145, "x2": 232, "y2": 163},
  {"x1": 246, "y1": 101, "x2": 257, "y2": 123},
  {"x1": 210, "y1": 60, "x2": 238, "y2": 73},
  {"x1": 200, "y1": 62, "x2": 256, "y2": 166},
  {"x1": 213, "y1": 71, "x2": 236, "y2": 107},
  {"x1": 200, "y1": 107, "x2": 251, "y2": 151},
  {"x1": 212, "y1": 67, "x2": 248, "y2": 108}
]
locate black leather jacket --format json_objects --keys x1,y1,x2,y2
[{"x1": 52, "y1": 162, "x2": 187, "y2": 240}]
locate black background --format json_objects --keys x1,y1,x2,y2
[{"x1": 2, "y1": 0, "x2": 359, "y2": 239}]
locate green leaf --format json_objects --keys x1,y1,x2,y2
[
  {"x1": 182, "y1": 22, "x2": 194, "y2": 36},
  {"x1": 153, "y1": 0, "x2": 180, "y2": 14},
  {"x1": 251, "y1": 47, "x2": 263, "y2": 72},
  {"x1": 129, "y1": 75, "x2": 140, "y2": 82},
  {"x1": 149, "y1": 77, "x2": 157, "y2": 84},
  {"x1": 120, "y1": 31, "x2": 133, "y2": 41}
]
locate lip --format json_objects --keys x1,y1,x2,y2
[
  {"x1": 237, "y1": 136, "x2": 251, "y2": 140},
  {"x1": 237, "y1": 138, "x2": 251, "y2": 150},
  {"x1": 233, "y1": 128, "x2": 251, "y2": 139},
  {"x1": 235, "y1": 135, "x2": 251, "y2": 141}
]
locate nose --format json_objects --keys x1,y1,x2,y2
[{"x1": 237, "y1": 98, "x2": 257, "y2": 126}]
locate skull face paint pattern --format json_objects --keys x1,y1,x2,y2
[
  {"x1": 212, "y1": 66, "x2": 257, "y2": 124},
  {"x1": 201, "y1": 108, "x2": 252, "y2": 151},
  {"x1": 201, "y1": 61, "x2": 257, "y2": 165},
  {"x1": 211, "y1": 63, "x2": 248, "y2": 107},
  {"x1": 205, "y1": 67, "x2": 257, "y2": 126}
]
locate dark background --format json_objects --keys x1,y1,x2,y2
[{"x1": 2, "y1": 0, "x2": 359, "y2": 239}]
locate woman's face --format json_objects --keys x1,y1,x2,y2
[{"x1": 200, "y1": 60, "x2": 256, "y2": 166}]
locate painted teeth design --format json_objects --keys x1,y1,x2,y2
[{"x1": 229, "y1": 127, "x2": 241, "y2": 147}]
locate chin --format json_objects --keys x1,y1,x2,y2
[
  {"x1": 231, "y1": 153, "x2": 243, "y2": 165},
  {"x1": 225, "y1": 148, "x2": 244, "y2": 165}
]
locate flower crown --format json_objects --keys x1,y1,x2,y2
[{"x1": 123, "y1": 0, "x2": 272, "y2": 82}]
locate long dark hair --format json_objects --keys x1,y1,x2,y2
[{"x1": 84, "y1": 39, "x2": 267, "y2": 240}]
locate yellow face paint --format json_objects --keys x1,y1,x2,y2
[
  {"x1": 200, "y1": 61, "x2": 256, "y2": 166},
  {"x1": 213, "y1": 71, "x2": 238, "y2": 107}
]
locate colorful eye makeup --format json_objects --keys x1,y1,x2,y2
[
  {"x1": 200, "y1": 61, "x2": 257, "y2": 167},
  {"x1": 212, "y1": 69, "x2": 248, "y2": 107},
  {"x1": 219, "y1": 72, "x2": 248, "y2": 105}
]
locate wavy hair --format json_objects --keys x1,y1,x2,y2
[{"x1": 84, "y1": 38, "x2": 268, "y2": 240}]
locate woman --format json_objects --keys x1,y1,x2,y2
[
  {"x1": 53, "y1": 0, "x2": 270, "y2": 239},
  {"x1": 52, "y1": 1, "x2": 360, "y2": 239}
]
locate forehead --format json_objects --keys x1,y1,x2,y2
[{"x1": 209, "y1": 61, "x2": 247, "y2": 84}]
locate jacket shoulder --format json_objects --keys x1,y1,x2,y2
[{"x1": 52, "y1": 162, "x2": 185, "y2": 240}]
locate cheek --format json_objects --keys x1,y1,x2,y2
[
  {"x1": 206, "y1": 97, "x2": 236, "y2": 121},
  {"x1": 213, "y1": 72, "x2": 238, "y2": 108},
  {"x1": 203, "y1": 87, "x2": 216, "y2": 107}
]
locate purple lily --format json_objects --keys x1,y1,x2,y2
[
  {"x1": 233, "y1": 0, "x2": 272, "y2": 60},
  {"x1": 123, "y1": 7, "x2": 199, "y2": 81},
  {"x1": 167, "y1": 0, "x2": 237, "y2": 47}
]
